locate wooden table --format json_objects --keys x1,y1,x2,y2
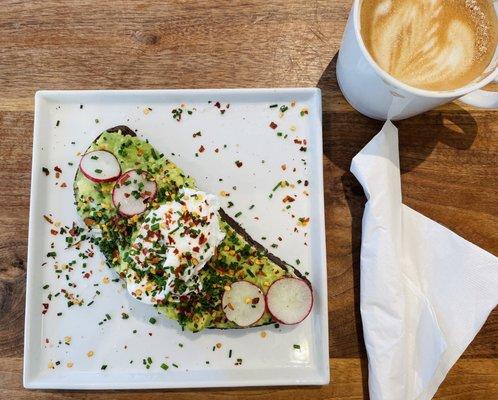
[{"x1": 0, "y1": 1, "x2": 496, "y2": 398}]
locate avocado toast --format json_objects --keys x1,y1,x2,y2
[{"x1": 74, "y1": 126, "x2": 312, "y2": 332}]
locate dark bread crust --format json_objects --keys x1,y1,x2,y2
[{"x1": 106, "y1": 125, "x2": 137, "y2": 137}]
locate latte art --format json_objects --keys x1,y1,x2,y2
[{"x1": 360, "y1": 0, "x2": 498, "y2": 91}]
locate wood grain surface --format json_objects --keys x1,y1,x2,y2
[{"x1": 0, "y1": 1, "x2": 496, "y2": 399}]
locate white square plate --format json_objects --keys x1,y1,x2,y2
[{"x1": 24, "y1": 88, "x2": 328, "y2": 389}]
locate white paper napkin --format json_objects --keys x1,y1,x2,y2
[{"x1": 350, "y1": 120, "x2": 498, "y2": 400}]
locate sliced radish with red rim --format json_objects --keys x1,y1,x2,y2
[
  {"x1": 222, "y1": 281, "x2": 265, "y2": 327},
  {"x1": 112, "y1": 169, "x2": 157, "y2": 217},
  {"x1": 266, "y1": 277, "x2": 313, "y2": 325},
  {"x1": 79, "y1": 150, "x2": 121, "y2": 183}
]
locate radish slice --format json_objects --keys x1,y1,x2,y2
[
  {"x1": 266, "y1": 277, "x2": 313, "y2": 325},
  {"x1": 79, "y1": 150, "x2": 121, "y2": 183},
  {"x1": 222, "y1": 281, "x2": 265, "y2": 327},
  {"x1": 112, "y1": 170, "x2": 157, "y2": 217}
]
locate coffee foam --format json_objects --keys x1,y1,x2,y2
[{"x1": 360, "y1": 0, "x2": 498, "y2": 91}]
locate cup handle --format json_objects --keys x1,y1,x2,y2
[{"x1": 458, "y1": 76, "x2": 498, "y2": 109}]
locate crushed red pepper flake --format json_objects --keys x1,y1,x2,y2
[
  {"x1": 198, "y1": 145, "x2": 205, "y2": 153},
  {"x1": 235, "y1": 160, "x2": 243, "y2": 168},
  {"x1": 283, "y1": 195, "x2": 295, "y2": 203},
  {"x1": 298, "y1": 217, "x2": 310, "y2": 227},
  {"x1": 269, "y1": 122, "x2": 278, "y2": 129},
  {"x1": 199, "y1": 233, "x2": 207, "y2": 245}
]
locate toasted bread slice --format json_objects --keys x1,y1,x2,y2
[{"x1": 74, "y1": 126, "x2": 311, "y2": 332}]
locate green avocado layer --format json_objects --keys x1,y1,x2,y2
[{"x1": 74, "y1": 129, "x2": 288, "y2": 332}]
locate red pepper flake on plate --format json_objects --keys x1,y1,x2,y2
[
  {"x1": 269, "y1": 122, "x2": 277, "y2": 129},
  {"x1": 298, "y1": 217, "x2": 310, "y2": 227},
  {"x1": 235, "y1": 160, "x2": 243, "y2": 168}
]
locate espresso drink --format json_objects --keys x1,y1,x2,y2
[{"x1": 360, "y1": 0, "x2": 498, "y2": 91}]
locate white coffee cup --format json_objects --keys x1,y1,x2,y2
[{"x1": 336, "y1": 0, "x2": 498, "y2": 120}]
